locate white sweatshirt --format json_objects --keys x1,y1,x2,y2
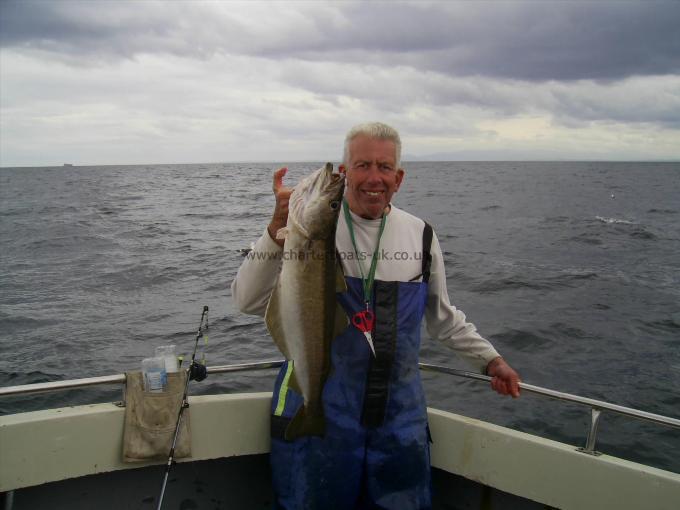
[{"x1": 231, "y1": 205, "x2": 500, "y2": 373}]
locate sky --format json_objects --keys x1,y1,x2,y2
[{"x1": 1, "y1": 0, "x2": 679, "y2": 166}]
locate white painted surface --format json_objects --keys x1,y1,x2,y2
[
  {"x1": 0, "y1": 393, "x2": 271, "y2": 491},
  {"x1": 2, "y1": 393, "x2": 679, "y2": 510},
  {"x1": 428, "y1": 408, "x2": 680, "y2": 510}
]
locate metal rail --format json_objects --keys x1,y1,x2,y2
[
  {"x1": 418, "y1": 362, "x2": 680, "y2": 455},
  {"x1": 419, "y1": 363, "x2": 680, "y2": 429},
  {"x1": 0, "y1": 361, "x2": 284, "y2": 398},
  {"x1": 2, "y1": 359, "x2": 679, "y2": 455},
  {"x1": 0, "y1": 374, "x2": 127, "y2": 397}
]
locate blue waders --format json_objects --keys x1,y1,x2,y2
[{"x1": 270, "y1": 225, "x2": 434, "y2": 510}]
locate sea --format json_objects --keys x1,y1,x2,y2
[{"x1": 1, "y1": 161, "x2": 679, "y2": 474}]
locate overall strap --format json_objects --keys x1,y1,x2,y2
[
  {"x1": 421, "y1": 222, "x2": 433, "y2": 283},
  {"x1": 361, "y1": 280, "x2": 398, "y2": 428},
  {"x1": 361, "y1": 221, "x2": 435, "y2": 428}
]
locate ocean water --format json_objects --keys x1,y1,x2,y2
[{"x1": 1, "y1": 161, "x2": 679, "y2": 473}]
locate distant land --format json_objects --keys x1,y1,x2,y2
[{"x1": 401, "y1": 150, "x2": 680, "y2": 162}]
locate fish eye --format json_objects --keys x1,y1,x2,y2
[{"x1": 330, "y1": 201, "x2": 340, "y2": 210}]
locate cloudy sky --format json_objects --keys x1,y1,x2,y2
[{"x1": 1, "y1": 0, "x2": 679, "y2": 166}]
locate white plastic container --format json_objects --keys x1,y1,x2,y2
[
  {"x1": 155, "y1": 345, "x2": 179, "y2": 373},
  {"x1": 142, "y1": 357, "x2": 167, "y2": 393}
]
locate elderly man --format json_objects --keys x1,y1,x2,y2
[{"x1": 232, "y1": 122, "x2": 521, "y2": 509}]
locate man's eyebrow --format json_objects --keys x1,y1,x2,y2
[{"x1": 352, "y1": 159, "x2": 395, "y2": 168}]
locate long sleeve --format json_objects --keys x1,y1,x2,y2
[
  {"x1": 425, "y1": 232, "x2": 500, "y2": 373},
  {"x1": 230, "y1": 229, "x2": 283, "y2": 316}
]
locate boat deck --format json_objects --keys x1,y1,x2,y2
[{"x1": 4, "y1": 455, "x2": 544, "y2": 510}]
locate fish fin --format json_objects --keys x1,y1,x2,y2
[
  {"x1": 275, "y1": 227, "x2": 289, "y2": 240},
  {"x1": 335, "y1": 259, "x2": 347, "y2": 293},
  {"x1": 285, "y1": 405, "x2": 325, "y2": 439},
  {"x1": 265, "y1": 285, "x2": 291, "y2": 359}
]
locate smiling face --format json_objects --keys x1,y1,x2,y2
[{"x1": 341, "y1": 135, "x2": 405, "y2": 219}]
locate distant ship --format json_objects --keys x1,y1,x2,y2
[{"x1": 63, "y1": 163, "x2": 74, "y2": 167}]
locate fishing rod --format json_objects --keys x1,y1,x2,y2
[{"x1": 156, "y1": 305, "x2": 210, "y2": 510}]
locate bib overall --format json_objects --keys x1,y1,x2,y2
[{"x1": 270, "y1": 225, "x2": 433, "y2": 510}]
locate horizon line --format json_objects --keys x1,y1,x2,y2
[{"x1": 2, "y1": 158, "x2": 679, "y2": 169}]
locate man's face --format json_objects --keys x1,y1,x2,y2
[{"x1": 340, "y1": 135, "x2": 405, "y2": 220}]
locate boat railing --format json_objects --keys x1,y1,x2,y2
[
  {"x1": 1, "y1": 360, "x2": 679, "y2": 456},
  {"x1": 419, "y1": 363, "x2": 680, "y2": 455}
]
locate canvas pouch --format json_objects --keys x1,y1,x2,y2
[{"x1": 122, "y1": 370, "x2": 191, "y2": 462}]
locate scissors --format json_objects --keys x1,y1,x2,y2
[{"x1": 352, "y1": 310, "x2": 376, "y2": 357}]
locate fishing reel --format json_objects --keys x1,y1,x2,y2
[
  {"x1": 188, "y1": 305, "x2": 209, "y2": 382},
  {"x1": 189, "y1": 362, "x2": 207, "y2": 382}
]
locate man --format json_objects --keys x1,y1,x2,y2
[{"x1": 232, "y1": 122, "x2": 521, "y2": 509}]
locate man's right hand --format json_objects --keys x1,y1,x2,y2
[{"x1": 267, "y1": 167, "x2": 292, "y2": 247}]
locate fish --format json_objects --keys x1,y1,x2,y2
[{"x1": 265, "y1": 162, "x2": 348, "y2": 440}]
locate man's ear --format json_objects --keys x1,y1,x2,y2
[
  {"x1": 395, "y1": 168, "x2": 405, "y2": 191},
  {"x1": 339, "y1": 164, "x2": 347, "y2": 175}
]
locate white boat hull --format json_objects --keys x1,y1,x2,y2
[{"x1": 1, "y1": 393, "x2": 679, "y2": 509}]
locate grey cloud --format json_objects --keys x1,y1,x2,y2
[
  {"x1": 0, "y1": 0, "x2": 247, "y2": 61},
  {"x1": 2, "y1": 1, "x2": 679, "y2": 81},
  {"x1": 277, "y1": 58, "x2": 680, "y2": 128},
  {"x1": 279, "y1": 2, "x2": 680, "y2": 81},
  {"x1": 547, "y1": 77, "x2": 680, "y2": 128}
]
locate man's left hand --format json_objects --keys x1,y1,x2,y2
[{"x1": 486, "y1": 357, "x2": 521, "y2": 398}]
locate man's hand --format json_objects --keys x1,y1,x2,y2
[
  {"x1": 268, "y1": 167, "x2": 293, "y2": 247},
  {"x1": 486, "y1": 356, "x2": 521, "y2": 398}
]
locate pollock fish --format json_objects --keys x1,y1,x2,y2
[{"x1": 265, "y1": 163, "x2": 347, "y2": 440}]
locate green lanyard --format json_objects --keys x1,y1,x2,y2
[{"x1": 343, "y1": 198, "x2": 387, "y2": 307}]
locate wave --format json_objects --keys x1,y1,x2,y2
[
  {"x1": 0, "y1": 314, "x2": 61, "y2": 329},
  {"x1": 489, "y1": 329, "x2": 553, "y2": 352},
  {"x1": 629, "y1": 229, "x2": 657, "y2": 240},
  {"x1": 596, "y1": 216, "x2": 635, "y2": 225},
  {"x1": 636, "y1": 317, "x2": 680, "y2": 334},
  {"x1": 0, "y1": 369, "x2": 60, "y2": 386},
  {"x1": 570, "y1": 233, "x2": 603, "y2": 245},
  {"x1": 472, "y1": 270, "x2": 598, "y2": 293},
  {"x1": 593, "y1": 216, "x2": 658, "y2": 240},
  {"x1": 205, "y1": 282, "x2": 228, "y2": 291},
  {"x1": 180, "y1": 213, "x2": 229, "y2": 220},
  {"x1": 549, "y1": 322, "x2": 591, "y2": 340},
  {"x1": 542, "y1": 216, "x2": 571, "y2": 224},
  {"x1": 230, "y1": 211, "x2": 270, "y2": 220}
]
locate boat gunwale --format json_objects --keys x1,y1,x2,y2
[
  {"x1": 2, "y1": 392, "x2": 680, "y2": 509},
  {"x1": 1, "y1": 359, "x2": 679, "y2": 431}
]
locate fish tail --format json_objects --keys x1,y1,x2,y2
[{"x1": 284, "y1": 405, "x2": 325, "y2": 440}]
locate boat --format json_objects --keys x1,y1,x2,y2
[
  {"x1": 1, "y1": 361, "x2": 679, "y2": 509},
  {"x1": 62, "y1": 164, "x2": 73, "y2": 167}
]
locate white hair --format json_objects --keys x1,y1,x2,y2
[{"x1": 342, "y1": 122, "x2": 402, "y2": 168}]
